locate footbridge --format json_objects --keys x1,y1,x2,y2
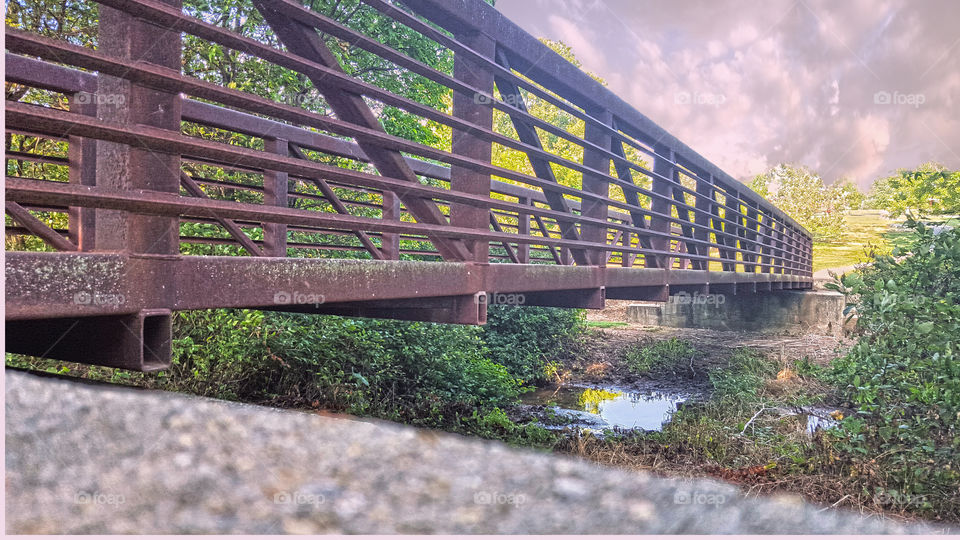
[{"x1": 5, "y1": 0, "x2": 813, "y2": 370}]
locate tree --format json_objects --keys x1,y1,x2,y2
[
  {"x1": 750, "y1": 164, "x2": 849, "y2": 240},
  {"x1": 491, "y1": 38, "x2": 611, "y2": 191},
  {"x1": 867, "y1": 162, "x2": 960, "y2": 217},
  {"x1": 835, "y1": 179, "x2": 866, "y2": 211},
  {"x1": 489, "y1": 38, "x2": 650, "y2": 262}
]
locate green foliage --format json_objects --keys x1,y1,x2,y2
[
  {"x1": 825, "y1": 217, "x2": 960, "y2": 519},
  {"x1": 751, "y1": 164, "x2": 851, "y2": 241},
  {"x1": 170, "y1": 310, "x2": 520, "y2": 417},
  {"x1": 867, "y1": 163, "x2": 960, "y2": 218},
  {"x1": 625, "y1": 338, "x2": 697, "y2": 375},
  {"x1": 482, "y1": 305, "x2": 585, "y2": 385},
  {"x1": 835, "y1": 179, "x2": 866, "y2": 210},
  {"x1": 458, "y1": 407, "x2": 557, "y2": 447},
  {"x1": 167, "y1": 307, "x2": 578, "y2": 442},
  {"x1": 165, "y1": 305, "x2": 585, "y2": 425},
  {"x1": 5, "y1": 0, "x2": 98, "y2": 45},
  {"x1": 709, "y1": 348, "x2": 778, "y2": 400}
]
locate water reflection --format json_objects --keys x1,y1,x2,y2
[{"x1": 522, "y1": 385, "x2": 686, "y2": 431}]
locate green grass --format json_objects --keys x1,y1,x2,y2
[
  {"x1": 813, "y1": 212, "x2": 960, "y2": 272},
  {"x1": 625, "y1": 338, "x2": 697, "y2": 374},
  {"x1": 586, "y1": 321, "x2": 629, "y2": 329},
  {"x1": 812, "y1": 210, "x2": 897, "y2": 272}
]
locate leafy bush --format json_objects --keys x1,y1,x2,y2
[
  {"x1": 457, "y1": 407, "x2": 557, "y2": 447},
  {"x1": 625, "y1": 338, "x2": 698, "y2": 375},
  {"x1": 868, "y1": 163, "x2": 960, "y2": 217},
  {"x1": 482, "y1": 305, "x2": 585, "y2": 385},
  {"x1": 826, "y1": 217, "x2": 960, "y2": 519},
  {"x1": 167, "y1": 305, "x2": 586, "y2": 419},
  {"x1": 170, "y1": 310, "x2": 520, "y2": 419}
]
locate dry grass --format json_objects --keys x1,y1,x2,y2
[{"x1": 549, "y1": 340, "x2": 948, "y2": 527}]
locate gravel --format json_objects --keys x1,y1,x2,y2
[{"x1": 5, "y1": 369, "x2": 945, "y2": 534}]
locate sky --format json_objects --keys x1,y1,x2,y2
[{"x1": 495, "y1": 0, "x2": 960, "y2": 189}]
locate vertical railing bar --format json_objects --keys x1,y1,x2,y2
[
  {"x1": 67, "y1": 81, "x2": 97, "y2": 251},
  {"x1": 262, "y1": 136, "x2": 289, "y2": 257},
  {"x1": 582, "y1": 108, "x2": 614, "y2": 266},
  {"x1": 516, "y1": 196, "x2": 530, "y2": 264}
]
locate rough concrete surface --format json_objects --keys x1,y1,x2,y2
[{"x1": 5, "y1": 369, "x2": 944, "y2": 534}]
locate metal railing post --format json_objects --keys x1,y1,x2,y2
[
  {"x1": 650, "y1": 145, "x2": 675, "y2": 268},
  {"x1": 517, "y1": 197, "x2": 530, "y2": 264},
  {"x1": 94, "y1": 0, "x2": 182, "y2": 255},
  {"x1": 68, "y1": 80, "x2": 98, "y2": 251},
  {"x1": 450, "y1": 30, "x2": 495, "y2": 263},
  {"x1": 263, "y1": 136, "x2": 288, "y2": 257},
  {"x1": 381, "y1": 191, "x2": 401, "y2": 260},
  {"x1": 582, "y1": 109, "x2": 613, "y2": 267}
]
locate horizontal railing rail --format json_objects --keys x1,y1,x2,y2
[{"x1": 5, "y1": 0, "x2": 813, "y2": 276}]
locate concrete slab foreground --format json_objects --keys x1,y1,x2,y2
[{"x1": 5, "y1": 370, "x2": 936, "y2": 534}]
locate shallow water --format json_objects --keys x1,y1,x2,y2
[{"x1": 521, "y1": 385, "x2": 687, "y2": 432}]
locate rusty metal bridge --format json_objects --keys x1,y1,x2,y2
[{"x1": 5, "y1": 0, "x2": 813, "y2": 371}]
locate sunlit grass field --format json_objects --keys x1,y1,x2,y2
[
  {"x1": 812, "y1": 210, "x2": 960, "y2": 272},
  {"x1": 812, "y1": 210, "x2": 897, "y2": 272}
]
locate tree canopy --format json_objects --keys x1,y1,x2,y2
[
  {"x1": 750, "y1": 164, "x2": 851, "y2": 240},
  {"x1": 867, "y1": 162, "x2": 960, "y2": 217}
]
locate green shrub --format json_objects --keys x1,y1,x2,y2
[
  {"x1": 826, "y1": 217, "x2": 960, "y2": 519},
  {"x1": 867, "y1": 163, "x2": 960, "y2": 217},
  {"x1": 170, "y1": 310, "x2": 520, "y2": 418},
  {"x1": 458, "y1": 407, "x2": 557, "y2": 447},
  {"x1": 482, "y1": 305, "x2": 585, "y2": 385}
]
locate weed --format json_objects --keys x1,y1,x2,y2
[{"x1": 625, "y1": 338, "x2": 698, "y2": 375}]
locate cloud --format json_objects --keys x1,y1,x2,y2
[
  {"x1": 497, "y1": 0, "x2": 960, "y2": 189},
  {"x1": 546, "y1": 14, "x2": 607, "y2": 74}
]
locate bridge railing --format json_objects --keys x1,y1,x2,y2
[{"x1": 5, "y1": 0, "x2": 812, "y2": 275}]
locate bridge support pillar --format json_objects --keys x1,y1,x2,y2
[{"x1": 626, "y1": 290, "x2": 845, "y2": 336}]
